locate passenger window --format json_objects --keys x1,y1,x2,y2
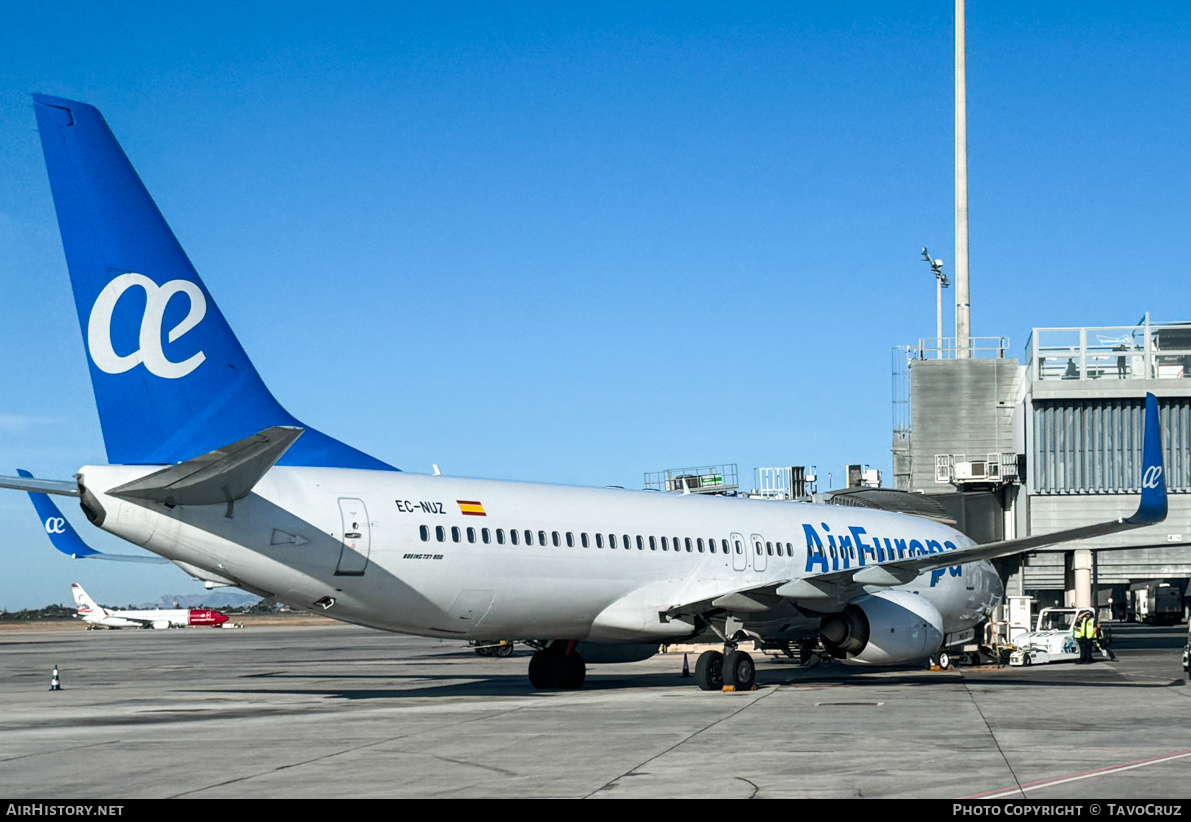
[
  {"x1": 540, "y1": 530, "x2": 547, "y2": 546},
  {"x1": 766, "y1": 541, "x2": 773, "y2": 556},
  {"x1": 436, "y1": 525, "x2": 445, "y2": 542},
  {"x1": 565, "y1": 532, "x2": 574, "y2": 547},
  {"x1": 420, "y1": 525, "x2": 429, "y2": 542},
  {"x1": 735, "y1": 540, "x2": 743, "y2": 555},
  {"x1": 625, "y1": 534, "x2": 633, "y2": 550},
  {"x1": 582, "y1": 533, "x2": 589, "y2": 548},
  {"x1": 685, "y1": 537, "x2": 692, "y2": 552},
  {"x1": 596, "y1": 533, "x2": 604, "y2": 548},
  {"x1": 697, "y1": 538, "x2": 704, "y2": 553},
  {"x1": 482, "y1": 528, "x2": 491, "y2": 544},
  {"x1": 452, "y1": 526, "x2": 461, "y2": 543},
  {"x1": 496, "y1": 529, "x2": 505, "y2": 545},
  {"x1": 723, "y1": 539, "x2": 731, "y2": 554},
  {"x1": 511, "y1": 529, "x2": 520, "y2": 546},
  {"x1": 651, "y1": 536, "x2": 658, "y2": 551},
  {"x1": 661, "y1": 536, "x2": 668, "y2": 551},
  {"x1": 467, "y1": 527, "x2": 476, "y2": 543},
  {"x1": 525, "y1": 530, "x2": 534, "y2": 546}
]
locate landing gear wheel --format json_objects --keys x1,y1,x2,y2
[
  {"x1": 695, "y1": 651, "x2": 724, "y2": 691},
  {"x1": 495, "y1": 641, "x2": 514, "y2": 658},
  {"x1": 938, "y1": 651, "x2": 951, "y2": 669},
  {"x1": 558, "y1": 651, "x2": 585, "y2": 690},
  {"x1": 528, "y1": 647, "x2": 585, "y2": 690},
  {"x1": 528, "y1": 650, "x2": 556, "y2": 689},
  {"x1": 723, "y1": 650, "x2": 755, "y2": 691}
]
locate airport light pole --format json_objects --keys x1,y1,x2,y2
[
  {"x1": 922, "y1": 247, "x2": 949, "y2": 358},
  {"x1": 955, "y1": 0, "x2": 972, "y2": 358}
]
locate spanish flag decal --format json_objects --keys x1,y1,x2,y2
[{"x1": 457, "y1": 500, "x2": 486, "y2": 517}]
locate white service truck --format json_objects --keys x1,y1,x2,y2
[{"x1": 1009, "y1": 607, "x2": 1108, "y2": 666}]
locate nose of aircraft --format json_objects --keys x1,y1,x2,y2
[{"x1": 189, "y1": 609, "x2": 229, "y2": 626}]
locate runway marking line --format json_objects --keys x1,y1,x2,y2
[{"x1": 961, "y1": 748, "x2": 1191, "y2": 799}]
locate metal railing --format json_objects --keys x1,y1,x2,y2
[
  {"x1": 1025, "y1": 317, "x2": 1191, "y2": 382},
  {"x1": 914, "y1": 336, "x2": 1009, "y2": 360},
  {"x1": 643, "y1": 464, "x2": 739, "y2": 494}
]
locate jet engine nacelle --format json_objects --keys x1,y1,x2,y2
[{"x1": 819, "y1": 590, "x2": 944, "y2": 666}]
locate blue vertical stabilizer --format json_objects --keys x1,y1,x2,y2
[{"x1": 33, "y1": 95, "x2": 394, "y2": 470}]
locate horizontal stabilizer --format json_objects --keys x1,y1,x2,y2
[
  {"x1": 0, "y1": 473, "x2": 79, "y2": 497},
  {"x1": 110, "y1": 426, "x2": 304, "y2": 506}
]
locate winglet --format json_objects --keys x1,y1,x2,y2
[{"x1": 1127, "y1": 392, "x2": 1167, "y2": 525}]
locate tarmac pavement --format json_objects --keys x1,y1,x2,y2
[{"x1": 1, "y1": 620, "x2": 1188, "y2": 799}]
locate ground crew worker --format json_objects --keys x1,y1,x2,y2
[{"x1": 1074, "y1": 610, "x2": 1096, "y2": 664}]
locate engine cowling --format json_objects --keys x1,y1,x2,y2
[{"x1": 819, "y1": 591, "x2": 944, "y2": 666}]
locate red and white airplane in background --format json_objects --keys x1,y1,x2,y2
[{"x1": 71, "y1": 583, "x2": 228, "y2": 630}]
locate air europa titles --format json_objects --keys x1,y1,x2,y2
[{"x1": 803, "y1": 522, "x2": 963, "y2": 587}]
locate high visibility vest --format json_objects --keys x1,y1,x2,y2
[{"x1": 1075, "y1": 618, "x2": 1094, "y2": 639}]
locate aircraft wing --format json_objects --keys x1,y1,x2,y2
[
  {"x1": 665, "y1": 393, "x2": 1168, "y2": 615},
  {"x1": 662, "y1": 579, "x2": 793, "y2": 619},
  {"x1": 829, "y1": 390, "x2": 1168, "y2": 582}
]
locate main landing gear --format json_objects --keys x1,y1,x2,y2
[
  {"x1": 528, "y1": 642, "x2": 585, "y2": 690},
  {"x1": 694, "y1": 645, "x2": 756, "y2": 692}
]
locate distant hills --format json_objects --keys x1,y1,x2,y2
[{"x1": 147, "y1": 591, "x2": 261, "y2": 610}]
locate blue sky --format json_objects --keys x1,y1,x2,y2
[{"x1": 1, "y1": 2, "x2": 1188, "y2": 610}]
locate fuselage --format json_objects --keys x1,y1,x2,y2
[{"x1": 77, "y1": 465, "x2": 1003, "y2": 645}]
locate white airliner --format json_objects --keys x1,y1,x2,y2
[
  {"x1": 0, "y1": 95, "x2": 1169, "y2": 690},
  {"x1": 71, "y1": 583, "x2": 228, "y2": 630}
]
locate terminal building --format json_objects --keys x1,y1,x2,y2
[{"x1": 894, "y1": 315, "x2": 1191, "y2": 617}]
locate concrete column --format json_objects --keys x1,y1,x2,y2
[{"x1": 1072, "y1": 549, "x2": 1094, "y2": 610}]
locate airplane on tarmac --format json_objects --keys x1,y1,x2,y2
[
  {"x1": 70, "y1": 583, "x2": 228, "y2": 630},
  {"x1": 0, "y1": 95, "x2": 1169, "y2": 691}
]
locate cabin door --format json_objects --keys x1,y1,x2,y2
[{"x1": 335, "y1": 497, "x2": 371, "y2": 576}]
